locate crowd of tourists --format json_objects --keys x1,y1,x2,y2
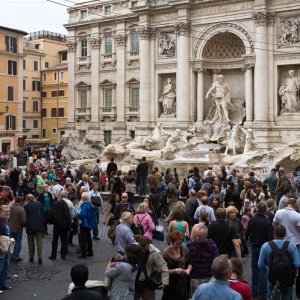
[{"x1": 0, "y1": 151, "x2": 300, "y2": 299}]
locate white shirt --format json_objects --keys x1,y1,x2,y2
[
  {"x1": 273, "y1": 207, "x2": 300, "y2": 245},
  {"x1": 51, "y1": 184, "x2": 64, "y2": 199},
  {"x1": 194, "y1": 204, "x2": 216, "y2": 224},
  {"x1": 63, "y1": 198, "x2": 75, "y2": 220}
]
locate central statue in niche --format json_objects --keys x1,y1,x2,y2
[
  {"x1": 159, "y1": 78, "x2": 176, "y2": 117},
  {"x1": 205, "y1": 74, "x2": 235, "y2": 123}
]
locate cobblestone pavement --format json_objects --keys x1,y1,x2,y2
[{"x1": 1, "y1": 202, "x2": 251, "y2": 300}]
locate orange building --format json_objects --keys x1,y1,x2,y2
[{"x1": 0, "y1": 26, "x2": 27, "y2": 153}]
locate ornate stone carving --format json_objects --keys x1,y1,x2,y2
[
  {"x1": 175, "y1": 22, "x2": 190, "y2": 35},
  {"x1": 115, "y1": 34, "x2": 127, "y2": 46},
  {"x1": 252, "y1": 10, "x2": 274, "y2": 25},
  {"x1": 242, "y1": 63, "x2": 255, "y2": 71},
  {"x1": 278, "y1": 17, "x2": 300, "y2": 47},
  {"x1": 66, "y1": 40, "x2": 77, "y2": 52},
  {"x1": 76, "y1": 64, "x2": 91, "y2": 71},
  {"x1": 90, "y1": 37, "x2": 101, "y2": 49},
  {"x1": 138, "y1": 26, "x2": 154, "y2": 39},
  {"x1": 113, "y1": 1, "x2": 128, "y2": 10},
  {"x1": 193, "y1": 66, "x2": 203, "y2": 73},
  {"x1": 194, "y1": 23, "x2": 254, "y2": 57},
  {"x1": 159, "y1": 78, "x2": 176, "y2": 118},
  {"x1": 159, "y1": 32, "x2": 176, "y2": 58},
  {"x1": 279, "y1": 70, "x2": 300, "y2": 114}
]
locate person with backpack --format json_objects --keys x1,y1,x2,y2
[
  {"x1": 258, "y1": 225, "x2": 300, "y2": 300},
  {"x1": 77, "y1": 192, "x2": 97, "y2": 259},
  {"x1": 133, "y1": 203, "x2": 155, "y2": 241},
  {"x1": 245, "y1": 202, "x2": 273, "y2": 299}
]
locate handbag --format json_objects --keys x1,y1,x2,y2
[
  {"x1": 153, "y1": 230, "x2": 164, "y2": 241},
  {"x1": 91, "y1": 196, "x2": 102, "y2": 208},
  {"x1": 176, "y1": 274, "x2": 191, "y2": 298},
  {"x1": 146, "y1": 270, "x2": 162, "y2": 290}
]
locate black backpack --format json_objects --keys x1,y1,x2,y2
[{"x1": 268, "y1": 241, "x2": 296, "y2": 287}]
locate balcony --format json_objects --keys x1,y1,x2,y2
[
  {"x1": 100, "y1": 106, "x2": 116, "y2": 121},
  {"x1": 75, "y1": 107, "x2": 91, "y2": 122},
  {"x1": 125, "y1": 106, "x2": 140, "y2": 121}
]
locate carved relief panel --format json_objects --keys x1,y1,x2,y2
[
  {"x1": 159, "y1": 32, "x2": 176, "y2": 58},
  {"x1": 278, "y1": 17, "x2": 300, "y2": 47}
]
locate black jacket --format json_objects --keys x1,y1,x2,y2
[
  {"x1": 136, "y1": 162, "x2": 149, "y2": 177},
  {"x1": 61, "y1": 286, "x2": 103, "y2": 300},
  {"x1": 38, "y1": 192, "x2": 54, "y2": 207},
  {"x1": 51, "y1": 200, "x2": 71, "y2": 229},
  {"x1": 107, "y1": 162, "x2": 118, "y2": 177},
  {"x1": 24, "y1": 201, "x2": 44, "y2": 233}
]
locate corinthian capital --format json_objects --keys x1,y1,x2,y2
[
  {"x1": 90, "y1": 37, "x2": 101, "y2": 49},
  {"x1": 66, "y1": 40, "x2": 77, "y2": 52},
  {"x1": 138, "y1": 26, "x2": 154, "y2": 39},
  {"x1": 115, "y1": 34, "x2": 127, "y2": 46},
  {"x1": 252, "y1": 10, "x2": 274, "y2": 25},
  {"x1": 175, "y1": 22, "x2": 190, "y2": 35}
]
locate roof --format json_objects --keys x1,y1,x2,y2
[
  {"x1": 0, "y1": 25, "x2": 28, "y2": 36},
  {"x1": 43, "y1": 63, "x2": 68, "y2": 71}
]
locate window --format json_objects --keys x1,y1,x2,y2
[
  {"x1": 23, "y1": 79, "x2": 26, "y2": 90},
  {"x1": 23, "y1": 100, "x2": 26, "y2": 112},
  {"x1": 131, "y1": 1, "x2": 138, "y2": 8},
  {"x1": 79, "y1": 90, "x2": 87, "y2": 108},
  {"x1": 80, "y1": 10, "x2": 87, "y2": 19},
  {"x1": 60, "y1": 71, "x2": 64, "y2": 81},
  {"x1": 104, "y1": 89, "x2": 112, "y2": 107},
  {"x1": 43, "y1": 73, "x2": 47, "y2": 81},
  {"x1": 51, "y1": 108, "x2": 57, "y2": 117},
  {"x1": 105, "y1": 36, "x2": 112, "y2": 54},
  {"x1": 34, "y1": 44, "x2": 40, "y2": 49},
  {"x1": 8, "y1": 60, "x2": 17, "y2": 75},
  {"x1": 23, "y1": 60, "x2": 26, "y2": 70},
  {"x1": 80, "y1": 40, "x2": 87, "y2": 57},
  {"x1": 42, "y1": 108, "x2": 47, "y2": 117},
  {"x1": 45, "y1": 62, "x2": 49, "y2": 68},
  {"x1": 61, "y1": 51, "x2": 67, "y2": 61},
  {"x1": 104, "y1": 131, "x2": 111, "y2": 146},
  {"x1": 104, "y1": 5, "x2": 112, "y2": 15},
  {"x1": 32, "y1": 135, "x2": 39, "y2": 138},
  {"x1": 131, "y1": 88, "x2": 139, "y2": 107},
  {"x1": 23, "y1": 120, "x2": 26, "y2": 129},
  {"x1": 58, "y1": 107, "x2": 64, "y2": 117},
  {"x1": 32, "y1": 81, "x2": 41, "y2": 91},
  {"x1": 51, "y1": 91, "x2": 58, "y2": 97},
  {"x1": 54, "y1": 72, "x2": 57, "y2": 80},
  {"x1": 130, "y1": 130, "x2": 135, "y2": 139},
  {"x1": 42, "y1": 129, "x2": 46, "y2": 138},
  {"x1": 5, "y1": 36, "x2": 17, "y2": 53},
  {"x1": 42, "y1": 91, "x2": 47, "y2": 98},
  {"x1": 6, "y1": 115, "x2": 16, "y2": 130},
  {"x1": 58, "y1": 90, "x2": 65, "y2": 96},
  {"x1": 33, "y1": 120, "x2": 38, "y2": 128},
  {"x1": 7, "y1": 86, "x2": 14, "y2": 101},
  {"x1": 131, "y1": 32, "x2": 139, "y2": 52},
  {"x1": 33, "y1": 101, "x2": 39, "y2": 112},
  {"x1": 34, "y1": 61, "x2": 38, "y2": 71},
  {"x1": 52, "y1": 128, "x2": 57, "y2": 134}
]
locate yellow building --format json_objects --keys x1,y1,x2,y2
[
  {"x1": 23, "y1": 31, "x2": 68, "y2": 142},
  {"x1": 41, "y1": 63, "x2": 68, "y2": 144},
  {"x1": 0, "y1": 25, "x2": 27, "y2": 152}
]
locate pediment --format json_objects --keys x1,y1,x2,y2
[
  {"x1": 75, "y1": 81, "x2": 91, "y2": 88},
  {"x1": 99, "y1": 79, "x2": 116, "y2": 87},
  {"x1": 126, "y1": 77, "x2": 140, "y2": 86}
]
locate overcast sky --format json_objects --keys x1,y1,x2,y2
[{"x1": 0, "y1": 0, "x2": 84, "y2": 35}]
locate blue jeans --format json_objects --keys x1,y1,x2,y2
[
  {"x1": 93, "y1": 208, "x2": 99, "y2": 238},
  {"x1": 0, "y1": 254, "x2": 9, "y2": 287},
  {"x1": 139, "y1": 177, "x2": 148, "y2": 196},
  {"x1": 251, "y1": 245, "x2": 267, "y2": 297},
  {"x1": 267, "y1": 281, "x2": 293, "y2": 300},
  {"x1": 11, "y1": 232, "x2": 23, "y2": 261}
]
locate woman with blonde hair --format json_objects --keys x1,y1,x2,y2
[{"x1": 133, "y1": 203, "x2": 155, "y2": 241}]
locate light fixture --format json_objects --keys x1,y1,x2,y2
[{"x1": 0, "y1": 105, "x2": 9, "y2": 116}]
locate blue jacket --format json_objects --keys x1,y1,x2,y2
[
  {"x1": 78, "y1": 202, "x2": 95, "y2": 229},
  {"x1": 24, "y1": 200, "x2": 44, "y2": 233}
]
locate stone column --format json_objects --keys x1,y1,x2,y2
[
  {"x1": 253, "y1": 10, "x2": 271, "y2": 122},
  {"x1": 65, "y1": 40, "x2": 77, "y2": 128},
  {"x1": 138, "y1": 26, "x2": 152, "y2": 123},
  {"x1": 194, "y1": 66, "x2": 204, "y2": 123},
  {"x1": 89, "y1": 36, "x2": 101, "y2": 125},
  {"x1": 243, "y1": 64, "x2": 254, "y2": 123},
  {"x1": 115, "y1": 33, "x2": 127, "y2": 123},
  {"x1": 175, "y1": 22, "x2": 190, "y2": 123}
]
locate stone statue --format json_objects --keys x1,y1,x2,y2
[
  {"x1": 279, "y1": 70, "x2": 300, "y2": 114},
  {"x1": 226, "y1": 125, "x2": 245, "y2": 155},
  {"x1": 141, "y1": 122, "x2": 169, "y2": 150},
  {"x1": 244, "y1": 129, "x2": 257, "y2": 153},
  {"x1": 159, "y1": 78, "x2": 176, "y2": 117},
  {"x1": 278, "y1": 17, "x2": 300, "y2": 46},
  {"x1": 205, "y1": 75, "x2": 234, "y2": 123},
  {"x1": 165, "y1": 129, "x2": 181, "y2": 149}
]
